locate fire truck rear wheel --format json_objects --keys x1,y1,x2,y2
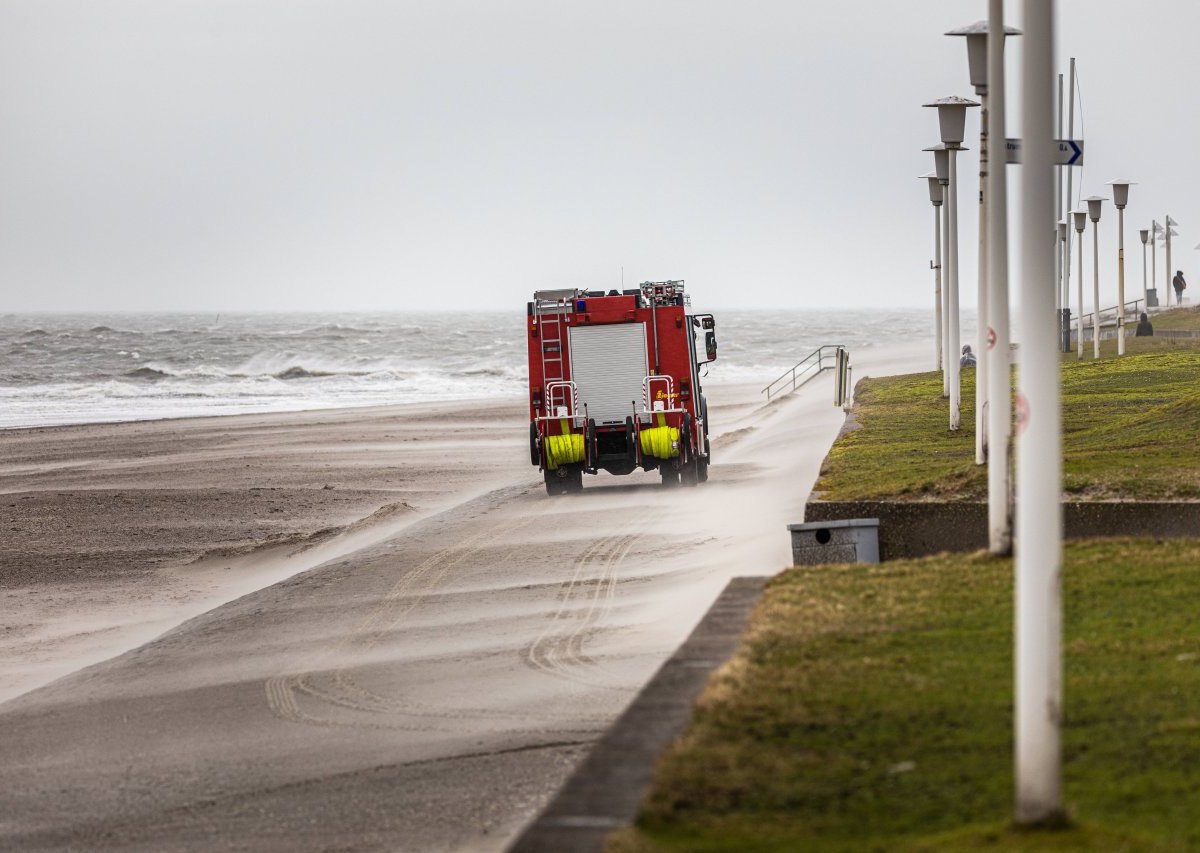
[
  {"x1": 660, "y1": 465, "x2": 680, "y2": 488},
  {"x1": 565, "y1": 466, "x2": 584, "y2": 494},
  {"x1": 543, "y1": 468, "x2": 564, "y2": 496},
  {"x1": 529, "y1": 422, "x2": 540, "y2": 466}
]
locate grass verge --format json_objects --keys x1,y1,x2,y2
[
  {"x1": 814, "y1": 343, "x2": 1200, "y2": 501},
  {"x1": 609, "y1": 540, "x2": 1200, "y2": 852}
]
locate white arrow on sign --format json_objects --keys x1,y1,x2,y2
[{"x1": 1004, "y1": 138, "x2": 1084, "y2": 166}]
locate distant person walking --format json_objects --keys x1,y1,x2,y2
[
  {"x1": 1173, "y1": 270, "x2": 1187, "y2": 305},
  {"x1": 1135, "y1": 312, "x2": 1154, "y2": 337}
]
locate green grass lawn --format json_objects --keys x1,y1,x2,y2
[
  {"x1": 610, "y1": 541, "x2": 1200, "y2": 852},
  {"x1": 814, "y1": 344, "x2": 1200, "y2": 502},
  {"x1": 1145, "y1": 306, "x2": 1200, "y2": 332}
]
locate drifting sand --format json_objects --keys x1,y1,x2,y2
[{"x1": 0, "y1": 342, "x2": 930, "y2": 851}]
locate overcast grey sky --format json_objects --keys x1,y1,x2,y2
[{"x1": 2, "y1": 1, "x2": 1197, "y2": 313}]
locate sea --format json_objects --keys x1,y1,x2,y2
[{"x1": 0, "y1": 309, "x2": 955, "y2": 429}]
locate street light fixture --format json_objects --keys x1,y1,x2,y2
[
  {"x1": 925, "y1": 144, "x2": 952, "y2": 397},
  {"x1": 921, "y1": 171, "x2": 945, "y2": 372},
  {"x1": 1084, "y1": 196, "x2": 1107, "y2": 359},
  {"x1": 1072, "y1": 210, "x2": 1087, "y2": 358},
  {"x1": 1106, "y1": 180, "x2": 1135, "y2": 355},
  {"x1": 946, "y1": 21, "x2": 1021, "y2": 465},
  {"x1": 1140, "y1": 229, "x2": 1150, "y2": 309},
  {"x1": 924, "y1": 96, "x2": 980, "y2": 431}
]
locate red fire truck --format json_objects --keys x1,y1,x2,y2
[{"x1": 527, "y1": 280, "x2": 718, "y2": 495}]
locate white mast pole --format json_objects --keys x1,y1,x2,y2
[
  {"x1": 935, "y1": 204, "x2": 944, "y2": 370},
  {"x1": 1117, "y1": 206, "x2": 1126, "y2": 355},
  {"x1": 986, "y1": 0, "x2": 1012, "y2": 554},
  {"x1": 1015, "y1": 0, "x2": 1063, "y2": 823},
  {"x1": 949, "y1": 147, "x2": 962, "y2": 430},
  {"x1": 1064, "y1": 59, "x2": 1076, "y2": 347},
  {"x1": 1093, "y1": 216, "x2": 1101, "y2": 359},
  {"x1": 1076, "y1": 217, "x2": 1085, "y2": 359}
]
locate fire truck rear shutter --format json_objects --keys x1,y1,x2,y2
[{"x1": 568, "y1": 323, "x2": 648, "y2": 427}]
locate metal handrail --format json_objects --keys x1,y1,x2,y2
[
  {"x1": 1077, "y1": 298, "x2": 1144, "y2": 327},
  {"x1": 761, "y1": 344, "x2": 846, "y2": 401}
]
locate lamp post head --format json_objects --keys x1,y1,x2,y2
[
  {"x1": 1140, "y1": 229, "x2": 1150, "y2": 245},
  {"x1": 1105, "y1": 179, "x2": 1135, "y2": 209},
  {"x1": 1084, "y1": 195, "x2": 1106, "y2": 222},
  {"x1": 923, "y1": 96, "x2": 980, "y2": 147},
  {"x1": 923, "y1": 144, "x2": 951, "y2": 183},
  {"x1": 945, "y1": 21, "x2": 1022, "y2": 93},
  {"x1": 1072, "y1": 210, "x2": 1088, "y2": 233},
  {"x1": 920, "y1": 172, "x2": 944, "y2": 206}
]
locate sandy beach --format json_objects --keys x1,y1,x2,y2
[{"x1": 0, "y1": 342, "x2": 929, "y2": 852}]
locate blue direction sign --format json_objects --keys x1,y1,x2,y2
[{"x1": 1004, "y1": 139, "x2": 1084, "y2": 166}]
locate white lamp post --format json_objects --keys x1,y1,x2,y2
[
  {"x1": 1166, "y1": 216, "x2": 1180, "y2": 304},
  {"x1": 926, "y1": 145, "x2": 952, "y2": 397},
  {"x1": 1057, "y1": 221, "x2": 1069, "y2": 352},
  {"x1": 1107, "y1": 181, "x2": 1135, "y2": 355},
  {"x1": 1084, "y1": 196, "x2": 1106, "y2": 358},
  {"x1": 1073, "y1": 210, "x2": 1087, "y2": 358},
  {"x1": 947, "y1": 20, "x2": 1021, "y2": 465},
  {"x1": 982, "y1": 0, "x2": 1015, "y2": 554},
  {"x1": 1140, "y1": 229, "x2": 1150, "y2": 308},
  {"x1": 1015, "y1": 0, "x2": 1063, "y2": 822},
  {"x1": 1151, "y1": 220, "x2": 1161, "y2": 307},
  {"x1": 924, "y1": 96, "x2": 981, "y2": 431},
  {"x1": 922, "y1": 172, "x2": 945, "y2": 371}
]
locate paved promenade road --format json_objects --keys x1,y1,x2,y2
[{"x1": 0, "y1": 344, "x2": 923, "y2": 852}]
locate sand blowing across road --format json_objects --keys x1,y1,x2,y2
[{"x1": 0, "y1": 342, "x2": 926, "y2": 852}]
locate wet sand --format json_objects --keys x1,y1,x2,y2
[{"x1": 0, "y1": 342, "x2": 930, "y2": 851}]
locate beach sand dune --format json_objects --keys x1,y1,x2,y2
[{"x1": 0, "y1": 343, "x2": 927, "y2": 852}]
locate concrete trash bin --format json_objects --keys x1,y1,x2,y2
[{"x1": 787, "y1": 518, "x2": 880, "y2": 565}]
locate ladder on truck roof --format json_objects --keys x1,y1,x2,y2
[{"x1": 533, "y1": 291, "x2": 580, "y2": 415}]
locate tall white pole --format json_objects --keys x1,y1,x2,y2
[
  {"x1": 1055, "y1": 74, "x2": 1063, "y2": 322},
  {"x1": 1064, "y1": 59, "x2": 1076, "y2": 344},
  {"x1": 1143, "y1": 238, "x2": 1149, "y2": 306},
  {"x1": 949, "y1": 148, "x2": 962, "y2": 430},
  {"x1": 986, "y1": 0, "x2": 1012, "y2": 554},
  {"x1": 1061, "y1": 227, "x2": 1070, "y2": 351},
  {"x1": 942, "y1": 181, "x2": 952, "y2": 397},
  {"x1": 935, "y1": 205, "x2": 944, "y2": 371},
  {"x1": 1166, "y1": 218, "x2": 1174, "y2": 304},
  {"x1": 1152, "y1": 223, "x2": 1158, "y2": 305},
  {"x1": 1076, "y1": 226, "x2": 1085, "y2": 358},
  {"x1": 1016, "y1": 0, "x2": 1063, "y2": 823},
  {"x1": 977, "y1": 91, "x2": 989, "y2": 463},
  {"x1": 1117, "y1": 207, "x2": 1126, "y2": 355},
  {"x1": 1092, "y1": 219, "x2": 1101, "y2": 359}
]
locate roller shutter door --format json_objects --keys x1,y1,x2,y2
[{"x1": 568, "y1": 323, "x2": 648, "y2": 426}]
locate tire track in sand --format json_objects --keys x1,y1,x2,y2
[
  {"x1": 266, "y1": 510, "x2": 536, "y2": 729},
  {"x1": 521, "y1": 512, "x2": 660, "y2": 689}
]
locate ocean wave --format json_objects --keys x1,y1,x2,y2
[
  {"x1": 274, "y1": 366, "x2": 340, "y2": 380},
  {"x1": 125, "y1": 367, "x2": 170, "y2": 381}
]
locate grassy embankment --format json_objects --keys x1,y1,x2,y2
[
  {"x1": 609, "y1": 315, "x2": 1200, "y2": 850},
  {"x1": 814, "y1": 333, "x2": 1200, "y2": 502},
  {"x1": 1147, "y1": 306, "x2": 1200, "y2": 332},
  {"x1": 610, "y1": 541, "x2": 1200, "y2": 851}
]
